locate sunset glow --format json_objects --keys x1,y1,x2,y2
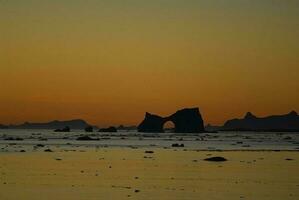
[{"x1": 1, "y1": 0, "x2": 299, "y2": 126}]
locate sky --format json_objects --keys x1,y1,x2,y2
[{"x1": 1, "y1": 0, "x2": 299, "y2": 127}]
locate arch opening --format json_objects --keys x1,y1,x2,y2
[{"x1": 163, "y1": 120, "x2": 175, "y2": 133}]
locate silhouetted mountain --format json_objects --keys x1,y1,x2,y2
[
  {"x1": 8, "y1": 119, "x2": 94, "y2": 130},
  {"x1": 222, "y1": 111, "x2": 299, "y2": 131}
]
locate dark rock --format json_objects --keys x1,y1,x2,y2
[
  {"x1": 204, "y1": 156, "x2": 227, "y2": 162},
  {"x1": 171, "y1": 143, "x2": 185, "y2": 147},
  {"x1": 285, "y1": 158, "x2": 294, "y2": 161},
  {"x1": 170, "y1": 108, "x2": 205, "y2": 133},
  {"x1": 44, "y1": 149, "x2": 53, "y2": 152},
  {"x1": 144, "y1": 151, "x2": 154, "y2": 154},
  {"x1": 54, "y1": 126, "x2": 70, "y2": 132},
  {"x1": 283, "y1": 136, "x2": 292, "y2": 140},
  {"x1": 98, "y1": 126, "x2": 117, "y2": 132},
  {"x1": 85, "y1": 126, "x2": 93, "y2": 132},
  {"x1": 76, "y1": 136, "x2": 99, "y2": 141},
  {"x1": 8, "y1": 119, "x2": 94, "y2": 130},
  {"x1": 138, "y1": 107, "x2": 205, "y2": 133},
  {"x1": 20, "y1": 150, "x2": 26, "y2": 152},
  {"x1": 138, "y1": 113, "x2": 165, "y2": 133},
  {"x1": 4, "y1": 137, "x2": 23, "y2": 141},
  {"x1": 117, "y1": 125, "x2": 137, "y2": 131},
  {"x1": 222, "y1": 111, "x2": 299, "y2": 131}
]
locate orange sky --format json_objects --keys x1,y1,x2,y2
[{"x1": 1, "y1": 1, "x2": 299, "y2": 126}]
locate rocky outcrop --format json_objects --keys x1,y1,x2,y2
[
  {"x1": 222, "y1": 111, "x2": 299, "y2": 131},
  {"x1": 54, "y1": 126, "x2": 70, "y2": 132},
  {"x1": 117, "y1": 125, "x2": 137, "y2": 131},
  {"x1": 98, "y1": 126, "x2": 117, "y2": 132},
  {"x1": 138, "y1": 108, "x2": 205, "y2": 133},
  {"x1": 204, "y1": 156, "x2": 227, "y2": 162},
  {"x1": 168, "y1": 108, "x2": 204, "y2": 133},
  {"x1": 85, "y1": 126, "x2": 93, "y2": 132},
  {"x1": 137, "y1": 113, "x2": 165, "y2": 133},
  {"x1": 76, "y1": 135, "x2": 99, "y2": 141},
  {"x1": 7, "y1": 119, "x2": 94, "y2": 130}
]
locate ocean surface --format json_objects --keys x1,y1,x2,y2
[{"x1": 0, "y1": 129, "x2": 299, "y2": 152}]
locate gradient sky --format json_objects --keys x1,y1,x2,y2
[{"x1": 1, "y1": 0, "x2": 299, "y2": 126}]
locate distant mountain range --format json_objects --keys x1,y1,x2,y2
[
  {"x1": 216, "y1": 111, "x2": 299, "y2": 131},
  {"x1": 0, "y1": 119, "x2": 138, "y2": 131},
  {"x1": 0, "y1": 119, "x2": 95, "y2": 130},
  {"x1": 1, "y1": 111, "x2": 299, "y2": 132}
]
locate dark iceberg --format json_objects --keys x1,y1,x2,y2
[
  {"x1": 85, "y1": 126, "x2": 93, "y2": 132},
  {"x1": 138, "y1": 107, "x2": 205, "y2": 133},
  {"x1": 98, "y1": 126, "x2": 117, "y2": 132},
  {"x1": 7, "y1": 119, "x2": 94, "y2": 130},
  {"x1": 54, "y1": 126, "x2": 70, "y2": 132},
  {"x1": 222, "y1": 111, "x2": 299, "y2": 131}
]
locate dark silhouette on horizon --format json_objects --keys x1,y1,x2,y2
[
  {"x1": 117, "y1": 125, "x2": 137, "y2": 131},
  {"x1": 0, "y1": 119, "x2": 95, "y2": 130},
  {"x1": 98, "y1": 126, "x2": 117, "y2": 132},
  {"x1": 54, "y1": 126, "x2": 70, "y2": 132},
  {"x1": 221, "y1": 111, "x2": 299, "y2": 131},
  {"x1": 138, "y1": 107, "x2": 205, "y2": 133},
  {"x1": 85, "y1": 126, "x2": 93, "y2": 132},
  {"x1": 1, "y1": 110, "x2": 299, "y2": 132},
  {"x1": 0, "y1": 124, "x2": 8, "y2": 129}
]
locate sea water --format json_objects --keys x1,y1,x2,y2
[{"x1": 0, "y1": 129, "x2": 298, "y2": 152}]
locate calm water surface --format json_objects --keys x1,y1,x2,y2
[{"x1": 0, "y1": 129, "x2": 299, "y2": 152}]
